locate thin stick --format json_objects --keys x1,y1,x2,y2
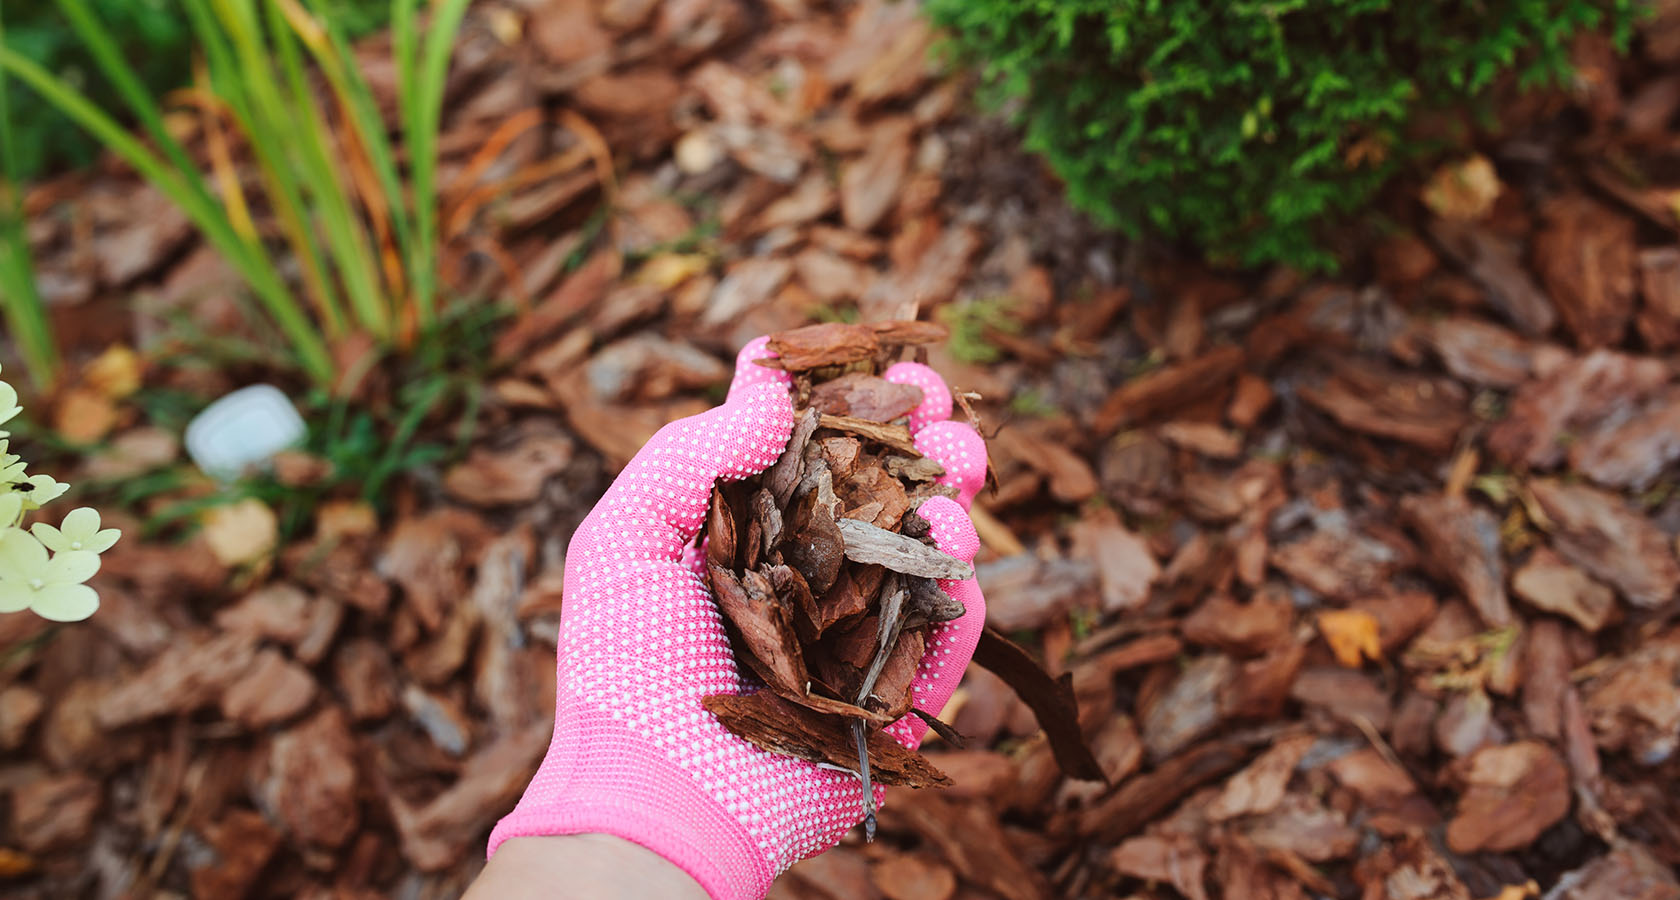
[
  {"x1": 857, "y1": 578, "x2": 908, "y2": 701},
  {"x1": 849, "y1": 574, "x2": 904, "y2": 842},
  {"x1": 850, "y1": 718, "x2": 876, "y2": 842}
]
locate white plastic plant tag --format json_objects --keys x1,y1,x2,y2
[{"x1": 184, "y1": 384, "x2": 307, "y2": 482}]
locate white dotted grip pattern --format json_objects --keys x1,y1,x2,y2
[{"x1": 489, "y1": 338, "x2": 990, "y2": 900}]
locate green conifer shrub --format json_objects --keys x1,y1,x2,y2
[{"x1": 926, "y1": 0, "x2": 1642, "y2": 270}]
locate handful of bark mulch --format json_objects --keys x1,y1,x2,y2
[{"x1": 701, "y1": 322, "x2": 1103, "y2": 839}]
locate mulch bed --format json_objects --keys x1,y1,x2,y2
[{"x1": 7, "y1": 1, "x2": 1680, "y2": 898}]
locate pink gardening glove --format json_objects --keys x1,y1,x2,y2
[{"x1": 489, "y1": 336, "x2": 990, "y2": 899}]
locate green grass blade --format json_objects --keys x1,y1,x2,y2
[
  {"x1": 298, "y1": 0, "x2": 416, "y2": 279},
  {"x1": 187, "y1": 0, "x2": 350, "y2": 338},
  {"x1": 0, "y1": 8, "x2": 59, "y2": 389},
  {"x1": 180, "y1": 0, "x2": 246, "y2": 110},
  {"x1": 53, "y1": 0, "x2": 218, "y2": 211},
  {"x1": 362, "y1": 373, "x2": 445, "y2": 500},
  {"x1": 392, "y1": 0, "x2": 418, "y2": 131},
  {"x1": 0, "y1": 224, "x2": 57, "y2": 390},
  {"x1": 265, "y1": 0, "x2": 390, "y2": 338},
  {"x1": 0, "y1": 48, "x2": 335, "y2": 387},
  {"x1": 392, "y1": 0, "x2": 422, "y2": 320},
  {"x1": 404, "y1": 0, "x2": 472, "y2": 328}
]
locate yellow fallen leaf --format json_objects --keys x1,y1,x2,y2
[
  {"x1": 1318, "y1": 609, "x2": 1383, "y2": 668},
  {"x1": 52, "y1": 387, "x2": 119, "y2": 445},
  {"x1": 1423, "y1": 154, "x2": 1502, "y2": 221},
  {"x1": 1479, "y1": 881, "x2": 1538, "y2": 900},
  {"x1": 0, "y1": 847, "x2": 36, "y2": 877},
  {"x1": 484, "y1": 5, "x2": 521, "y2": 44},
  {"x1": 637, "y1": 252, "x2": 711, "y2": 290},
  {"x1": 316, "y1": 500, "x2": 379, "y2": 543},
  {"x1": 83, "y1": 344, "x2": 142, "y2": 399},
  {"x1": 201, "y1": 498, "x2": 279, "y2": 568}
]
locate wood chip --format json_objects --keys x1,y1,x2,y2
[
  {"x1": 835, "y1": 517, "x2": 973, "y2": 580},
  {"x1": 250, "y1": 706, "x2": 359, "y2": 848},
  {"x1": 707, "y1": 485, "x2": 739, "y2": 569},
  {"x1": 1401, "y1": 493, "x2": 1512, "y2": 628},
  {"x1": 1530, "y1": 479, "x2": 1680, "y2": 608},
  {"x1": 1078, "y1": 738, "x2": 1253, "y2": 842},
  {"x1": 1094, "y1": 346, "x2": 1245, "y2": 435},
  {"x1": 809, "y1": 372, "x2": 924, "y2": 422},
  {"x1": 708, "y1": 565, "x2": 808, "y2": 697},
  {"x1": 1109, "y1": 835, "x2": 1210, "y2": 900},
  {"x1": 819, "y1": 414, "x2": 922, "y2": 455},
  {"x1": 1487, "y1": 349, "x2": 1670, "y2": 468},
  {"x1": 702, "y1": 692, "x2": 950, "y2": 787},
  {"x1": 1534, "y1": 195, "x2": 1637, "y2": 348},
  {"x1": 783, "y1": 488, "x2": 847, "y2": 594},
  {"x1": 1445, "y1": 741, "x2": 1571, "y2": 853},
  {"x1": 1429, "y1": 219, "x2": 1557, "y2": 335},
  {"x1": 1141, "y1": 654, "x2": 1234, "y2": 761},
  {"x1": 766, "y1": 408, "x2": 820, "y2": 507},
  {"x1": 1569, "y1": 385, "x2": 1680, "y2": 490},
  {"x1": 1513, "y1": 547, "x2": 1616, "y2": 632},
  {"x1": 973, "y1": 627, "x2": 1103, "y2": 781},
  {"x1": 885, "y1": 791, "x2": 1052, "y2": 900}
]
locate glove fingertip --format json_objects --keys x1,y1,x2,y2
[
  {"x1": 728, "y1": 336, "x2": 793, "y2": 399},
  {"x1": 916, "y1": 495, "x2": 980, "y2": 565},
  {"x1": 913, "y1": 421, "x2": 988, "y2": 509},
  {"x1": 883, "y1": 361, "x2": 953, "y2": 433}
]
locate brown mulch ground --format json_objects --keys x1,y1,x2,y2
[{"x1": 8, "y1": 1, "x2": 1680, "y2": 898}]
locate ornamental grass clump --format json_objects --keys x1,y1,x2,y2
[
  {"x1": 0, "y1": 366, "x2": 119, "y2": 621},
  {"x1": 0, "y1": 0, "x2": 473, "y2": 389}
]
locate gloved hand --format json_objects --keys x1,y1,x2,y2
[{"x1": 489, "y1": 336, "x2": 990, "y2": 900}]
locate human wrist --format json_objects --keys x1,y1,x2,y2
[
  {"x1": 488, "y1": 705, "x2": 780, "y2": 900},
  {"x1": 468, "y1": 834, "x2": 709, "y2": 900}
]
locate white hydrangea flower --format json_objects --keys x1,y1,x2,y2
[
  {"x1": 33, "y1": 507, "x2": 121, "y2": 554},
  {"x1": 0, "y1": 377, "x2": 19, "y2": 437},
  {"x1": 0, "y1": 441, "x2": 24, "y2": 485},
  {"x1": 0, "y1": 528, "x2": 100, "y2": 622},
  {"x1": 21, "y1": 474, "x2": 68, "y2": 507},
  {"x1": 0, "y1": 365, "x2": 112, "y2": 622}
]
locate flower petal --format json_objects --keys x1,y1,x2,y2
[
  {"x1": 44, "y1": 549, "x2": 100, "y2": 585},
  {"x1": 0, "y1": 380, "x2": 18, "y2": 426},
  {"x1": 0, "y1": 528, "x2": 47, "y2": 579},
  {"x1": 0, "y1": 492, "x2": 20, "y2": 527},
  {"x1": 0, "y1": 581, "x2": 30, "y2": 613},
  {"x1": 30, "y1": 522, "x2": 66, "y2": 553},
  {"x1": 24, "y1": 475, "x2": 67, "y2": 505},
  {"x1": 86, "y1": 528, "x2": 121, "y2": 555},
  {"x1": 31, "y1": 583, "x2": 98, "y2": 621},
  {"x1": 60, "y1": 507, "x2": 100, "y2": 541}
]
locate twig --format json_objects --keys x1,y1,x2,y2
[
  {"x1": 851, "y1": 718, "x2": 876, "y2": 842},
  {"x1": 850, "y1": 574, "x2": 905, "y2": 842},
  {"x1": 856, "y1": 576, "x2": 907, "y2": 700}
]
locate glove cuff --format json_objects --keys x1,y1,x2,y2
[{"x1": 489, "y1": 707, "x2": 775, "y2": 900}]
